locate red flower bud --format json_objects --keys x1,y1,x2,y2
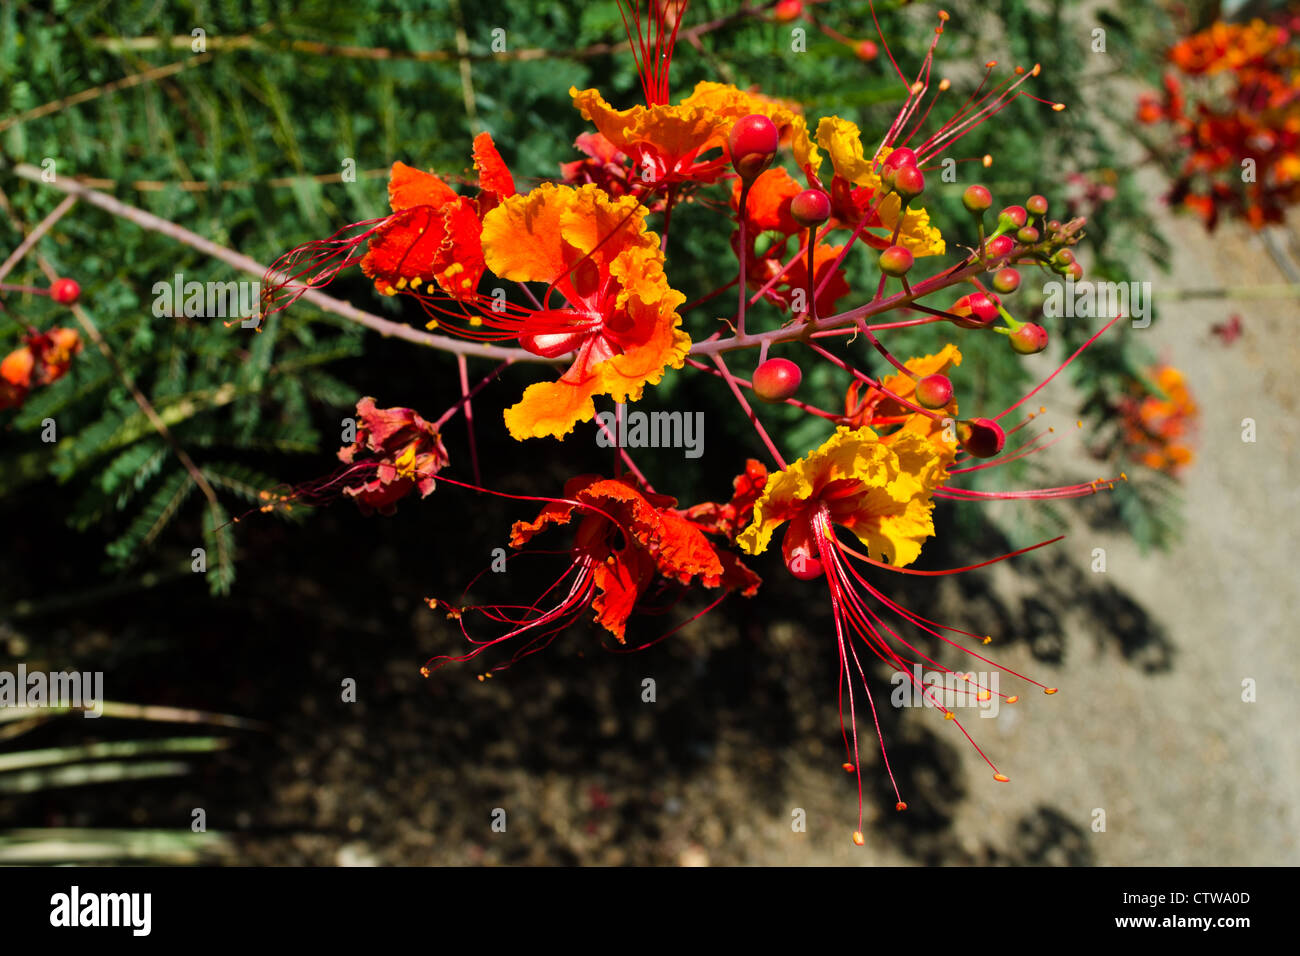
[
  {"x1": 882, "y1": 147, "x2": 918, "y2": 172},
  {"x1": 950, "y1": 292, "x2": 999, "y2": 329},
  {"x1": 729, "y1": 114, "x2": 780, "y2": 182},
  {"x1": 50, "y1": 278, "x2": 80, "y2": 305},
  {"x1": 855, "y1": 39, "x2": 879, "y2": 61},
  {"x1": 984, "y1": 234, "x2": 1014, "y2": 259},
  {"x1": 962, "y1": 185, "x2": 993, "y2": 214},
  {"x1": 752, "y1": 358, "x2": 802, "y2": 403},
  {"x1": 960, "y1": 418, "x2": 1006, "y2": 458},
  {"x1": 773, "y1": 0, "x2": 803, "y2": 22},
  {"x1": 1009, "y1": 323, "x2": 1049, "y2": 354},
  {"x1": 992, "y1": 267, "x2": 1021, "y2": 294},
  {"x1": 998, "y1": 205, "x2": 1028, "y2": 230},
  {"x1": 1016, "y1": 226, "x2": 1040, "y2": 243},
  {"x1": 1026, "y1": 194, "x2": 1049, "y2": 216},
  {"x1": 790, "y1": 189, "x2": 832, "y2": 229},
  {"x1": 891, "y1": 164, "x2": 925, "y2": 203},
  {"x1": 915, "y1": 373, "x2": 954, "y2": 409},
  {"x1": 878, "y1": 245, "x2": 914, "y2": 277}
]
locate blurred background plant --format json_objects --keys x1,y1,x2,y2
[{"x1": 1, "y1": 0, "x2": 1257, "y2": 864}]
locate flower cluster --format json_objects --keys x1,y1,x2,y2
[
  {"x1": 265, "y1": 1, "x2": 1136, "y2": 843},
  {"x1": 1, "y1": 325, "x2": 81, "y2": 410},
  {"x1": 0, "y1": 278, "x2": 83, "y2": 411},
  {"x1": 1118, "y1": 364, "x2": 1198, "y2": 474},
  {"x1": 1137, "y1": 15, "x2": 1300, "y2": 229}
]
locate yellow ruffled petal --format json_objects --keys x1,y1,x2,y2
[
  {"x1": 790, "y1": 115, "x2": 822, "y2": 177},
  {"x1": 737, "y1": 425, "x2": 943, "y2": 568},
  {"x1": 677, "y1": 81, "x2": 801, "y2": 143},
  {"x1": 815, "y1": 118, "x2": 946, "y2": 256},
  {"x1": 570, "y1": 86, "x2": 728, "y2": 159},
  {"x1": 484, "y1": 184, "x2": 690, "y2": 441}
]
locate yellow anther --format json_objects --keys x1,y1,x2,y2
[
  {"x1": 1045, "y1": 687, "x2": 1058, "y2": 695},
  {"x1": 852, "y1": 831, "x2": 865, "y2": 846},
  {"x1": 993, "y1": 773, "x2": 1011, "y2": 783},
  {"x1": 1006, "y1": 695, "x2": 1019, "y2": 704}
]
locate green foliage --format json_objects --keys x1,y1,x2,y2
[{"x1": 1, "y1": 0, "x2": 1185, "y2": 607}]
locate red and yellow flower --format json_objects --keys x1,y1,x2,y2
[
  {"x1": 570, "y1": 81, "x2": 799, "y2": 188},
  {"x1": 479, "y1": 183, "x2": 691, "y2": 440},
  {"x1": 792, "y1": 116, "x2": 945, "y2": 255},
  {"x1": 1120, "y1": 364, "x2": 1198, "y2": 474},
  {"x1": 336, "y1": 397, "x2": 450, "y2": 515},
  {"x1": 423, "y1": 472, "x2": 760, "y2": 676}
]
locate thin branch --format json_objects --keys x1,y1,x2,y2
[
  {"x1": 0, "y1": 195, "x2": 78, "y2": 284},
  {"x1": 0, "y1": 186, "x2": 224, "y2": 557},
  {"x1": 9, "y1": 163, "x2": 544, "y2": 363},
  {"x1": 0, "y1": 55, "x2": 214, "y2": 134}
]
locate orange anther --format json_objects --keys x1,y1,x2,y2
[
  {"x1": 993, "y1": 773, "x2": 1011, "y2": 783},
  {"x1": 852, "y1": 831, "x2": 865, "y2": 846}
]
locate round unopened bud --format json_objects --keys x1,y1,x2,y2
[
  {"x1": 1026, "y1": 194, "x2": 1049, "y2": 216},
  {"x1": 773, "y1": 0, "x2": 803, "y2": 22},
  {"x1": 1051, "y1": 248, "x2": 1076, "y2": 269},
  {"x1": 963, "y1": 184, "x2": 993, "y2": 214},
  {"x1": 915, "y1": 373, "x2": 954, "y2": 409},
  {"x1": 951, "y1": 292, "x2": 999, "y2": 329},
  {"x1": 855, "y1": 39, "x2": 879, "y2": 61},
  {"x1": 752, "y1": 357, "x2": 803, "y2": 403},
  {"x1": 878, "y1": 245, "x2": 914, "y2": 277},
  {"x1": 1067, "y1": 261, "x2": 1084, "y2": 280},
  {"x1": 998, "y1": 205, "x2": 1028, "y2": 230},
  {"x1": 882, "y1": 147, "x2": 918, "y2": 172},
  {"x1": 729, "y1": 114, "x2": 780, "y2": 182},
  {"x1": 984, "y1": 234, "x2": 1014, "y2": 259},
  {"x1": 960, "y1": 417, "x2": 1006, "y2": 458},
  {"x1": 1009, "y1": 323, "x2": 1049, "y2": 354},
  {"x1": 891, "y1": 164, "x2": 925, "y2": 203},
  {"x1": 50, "y1": 278, "x2": 80, "y2": 305},
  {"x1": 992, "y1": 267, "x2": 1021, "y2": 294},
  {"x1": 790, "y1": 189, "x2": 832, "y2": 229},
  {"x1": 1016, "y1": 226, "x2": 1040, "y2": 244}
]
